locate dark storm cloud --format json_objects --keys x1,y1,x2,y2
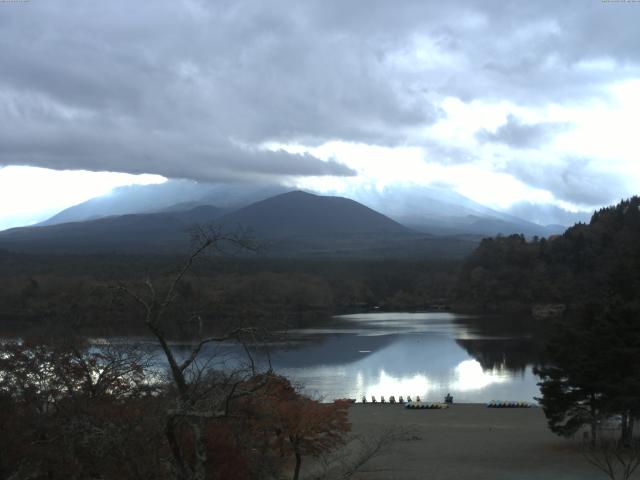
[
  {"x1": 0, "y1": 108, "x2": 356, "y2": 181},
  {"x1": 476, "y1": 115, "x2": 568, "y2": 149},
  {"x1": 0, "y1": 0, "x2": 638, "y2": 184}
]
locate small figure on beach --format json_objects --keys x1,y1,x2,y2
[
  {"x1": 389, "y1": 396, "x2": 396, "y2": 404},
  {"x1": 445, "y1": 393, "x2": 453, "y2": 404},
  {"x1": 361, "y1": 396, "x2": 367, "y2": 404},
  {"x1": 381, "y1": 396, "x2": 386, "y2": 403},
  {"x1": 371, "y1": 396, "x2": 377, "y2": 403}
]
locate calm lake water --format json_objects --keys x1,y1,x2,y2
[{"x1": 173, "y1": 312, "x2": 544, "y2": 404}]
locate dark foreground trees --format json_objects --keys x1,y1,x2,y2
[
  {"x1": 243, "y1": 375, "x2": 351, "y2": 480},
  {"x1": 0, "y1": 228, "x2": 355, "y2": 479},
  {"x1": 0, "y1": 339, "x2": 353, "y2": 479},
  {"x1": 0, "y1": 339, "x2": 166, "y2": 479},
  {"x1": 536, "y1": 302, "x2": 640, "y2": 447}
]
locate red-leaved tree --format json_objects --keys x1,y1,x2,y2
[{"x1": 245, "y1": 374, "x2": 351, "y2": 480}]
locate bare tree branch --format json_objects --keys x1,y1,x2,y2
[
  {"x1": 583, "y1": 438, "x2": 640, "y2": 480},
  {"x1": 114, "y1": 224, "x2": 265, "y2": 480}
]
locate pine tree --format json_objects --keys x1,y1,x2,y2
[{"x1": 536, "y1": 302, "x2": 640, "y2": 445}]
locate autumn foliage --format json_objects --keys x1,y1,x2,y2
[
  {"x1": 0, "y1": 343, "x2": 351, "y2": 480},
  {"x1": 244, "y1": 374, "x2": 351, "y2": 479}
]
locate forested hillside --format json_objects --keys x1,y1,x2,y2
[
  {"x1": 0, "y1": 253, "x2": 458, "y2": 336},
  {"x1": 455, "y1": 197, "x2": 640, "y2": 312}
]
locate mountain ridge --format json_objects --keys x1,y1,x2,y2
[
  {"x1": 0, "y1": 191, "x2": 437, "y2": 257},
  {"x1": 216, "y1": 190, "x2": 412, "y2": 238},
  {"x1": 31, "y1": 181, "x2": 568, "y2": 238}
]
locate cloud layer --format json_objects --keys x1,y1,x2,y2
[
  {"x1": 476, "y1": 115, "x2": 567, "y2": 149},
  {"x1": 0, "y1": 0, "x2": 639, "y2": 208}
]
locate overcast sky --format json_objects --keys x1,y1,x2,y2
[{"x1": 1, "y1": 0, "x2": 639, "y2": 228}]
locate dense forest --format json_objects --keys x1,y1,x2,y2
[
  {"x1": 0, "y1": 252, "x2": 458, "y2": 337},
  {"x1": 455, "y1": 196, "x2": 640, "y2": 313}
]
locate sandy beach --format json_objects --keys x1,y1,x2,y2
[{"x1": 344, "y1": 404, "x2": 612, "y2": 480}]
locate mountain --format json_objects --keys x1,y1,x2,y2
[
  {"x1": 39, "y1": 180, "x2": 212, "y2": 226},
  {"x1": 213, "y1": 191, "x2": 457, "y2": 257},
  {"x1": 35, "y1": 180, "x2": 567, "y2": 239},
  {"x1": 404, "y1": 214, "x2": 563, "y2": 237},
  {"x1": 216, "y1": 191, "x2": 411, "y2": 238},
  {"x1": 39, "y1": 181, "x2": 289, "y2": 227},
  {"x1": 453, "y1": 215, "x2": 562, "y2": 238},
  {"x1": 0, "y1": 191, "x2": 483, "y2": 258},
  {"x1": 0, "y1": 192, "x2": 416, "y2": 254},
  {"x1": 0, "y1": 206, "x2": 223, "y2": 254},
  {"x1": 345, "y1": 184, "x2": 502, "y2": 220},
  {"x1": 343, "y1": 185, "x2": 565, "y2": 237}
]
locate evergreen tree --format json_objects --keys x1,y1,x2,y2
[
  {"x1": 535, "y1": 305, "x2": 607, "y2": 445},
  {"x1": 536, "y1": 302, "x2": 640, "y2": 445},
  {"x1": 457, "y1": 196, "x2": 640, "y2": 311},
  {"x1": 595, "y1": 303, "x2": 640, "y2": 444}
]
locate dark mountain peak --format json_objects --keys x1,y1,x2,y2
[
  {"x1": 181, "y1": 204, "x2": 221, "y2": 218},
  {"x1": 278, "y1": 190, "x2": 314, "y2": 198},
  {"x1": 0, "y1": 192, "x2": 417, "y2": 255},
  {"x1": 217, "y1": 191, "x2": 411, "y2": 238},
  {"x1": 250, "y1": 190, "x2": 337, "y2": 204}
]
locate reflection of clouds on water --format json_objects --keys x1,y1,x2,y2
[
  {"x1": 450, "y1": 360, "x2": 509, "y2": 391},
  {"x1": 119, "y1": 312, "x2": 542, "y2": 403},
  {"x1": 364, "y1": 369, "x2": 430, "y2": 399},
  {"x1": 271, "y1": 313, "x2": 543, "y2": 402}
]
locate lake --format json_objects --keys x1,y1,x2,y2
[{"x1": 178, "y1": 311, "x2": 544, "y2": 404}]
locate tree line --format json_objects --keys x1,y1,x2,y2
[
  {"x1": 0, "y1": 255, "x2": 459, "y2": 337},
  {"x1": 455, "y1": 196, "x2": 640, "y2": 313}
]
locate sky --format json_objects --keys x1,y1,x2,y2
[{"x1": 1, "y1": 0, "x2": 639, "y2": 229}]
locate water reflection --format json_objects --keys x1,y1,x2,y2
[
  {"x1": 451, "y1": 360, "x2": 508, "y2": 391},
  {"x1": 455, "y1": 338, "x2": 542, "y2": 374},
  {"x1": 68, "y1": 312, "x2": 543, "y2": 403},
  {"x1": 266, "y1": 312, "x2": 543, "y2": 403},
  {"x1": 364, "y1": 370, "x2": 430, "y2": 399}
]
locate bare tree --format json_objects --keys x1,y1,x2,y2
[
  {"x1": 117, "y1": 226, "x2": 268, "y2": 480},
  {"x1": 583, "y1": 438, "x2": 640, "y2": 480}
]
